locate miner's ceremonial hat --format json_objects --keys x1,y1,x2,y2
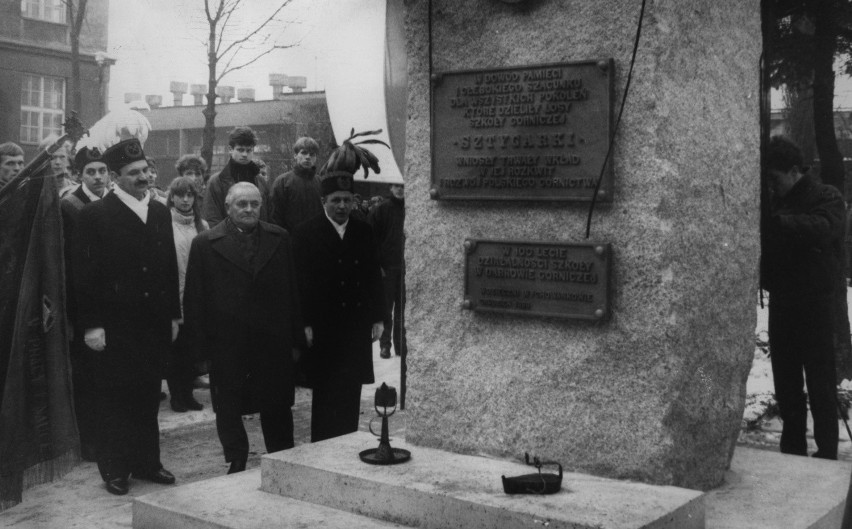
[
  {"x1": 102, "y1": 138, "x2": 146, "y2": 173},
  {"x1": 74, "y1": 146, "x2": 104, "y2": 172},
  {"x1": 320, "y1": 170, "x2": 355, "y2": 196}
]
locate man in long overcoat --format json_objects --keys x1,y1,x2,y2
[
  {"x1": 61, "y1": 146, "x2": 110, "y2": 462},
  {"x1": 183, "y1": 182, "x2": 304, "y2": 473},
  {"x1": 74, "y1": 138, "x2": 181, "y2": 495},
  {"x1": 293, "y1": 171, "x2": 385, "y2": 443}
]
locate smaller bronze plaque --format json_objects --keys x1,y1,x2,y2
[{"x1": 463, "y1": 239, "x2": 611, "y2": 321}]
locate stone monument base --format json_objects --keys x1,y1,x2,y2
[{"x1": 132, "y1": 433, "x2": 851, "y2": 529}]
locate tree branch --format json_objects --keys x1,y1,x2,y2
[
  {"x1": 218, "y1": 46, "x2": 277, "y2": 81},
  {"x1": 215, "y1": 0, "x2": 241, "y2": 55},
  {"x1": 217, "y1": 0, "x2": 292, "y2": 60}
]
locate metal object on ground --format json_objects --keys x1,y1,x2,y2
[
  {"x1": 359, "y1": 383, "x2": 411, "y2": 465},
  {"x1": 502, "y1": 453, "x2": 563, "y2": 495}
]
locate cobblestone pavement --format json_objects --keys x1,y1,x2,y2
[{"x1": 0, "y1": 345, "x2": 405, "y2": 528}]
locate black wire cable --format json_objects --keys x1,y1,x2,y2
[
  {"x1": 584, "y1": 0, "x2": 647, "y2": 239},
  {"x1": 427, "y1": 0, "x2": 433, "y2": 79}
]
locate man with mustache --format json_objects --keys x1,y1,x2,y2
[
  {"x1": 183, "y1": 182, "x2": 304, "y2": 474},
  {"x1": 73, "y1": 138, "x2": 182, "y2": 495}
]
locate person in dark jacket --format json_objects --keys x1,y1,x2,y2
[
  {"x1": 763, "y1": 135, "x2": 845, "y2": 460},
  {"x1": 61, "y1": 147, "x2": 110, "y2": 462},
  {"x1": 269, "y1": 136, "x2": 322, "y2": 233},
  {"x1": 202, "y1": 127, "x2": 271, "y2": 227},
  {"x1": 74, "y1": 138, "x2": 182, "y2": 495},
  {"x1": 183, "y1": 182, "x2": 304, "y2": 473},
  {"x1": 369, "y1": 183, "x2": 406, "y2": 360},
  {"x1": 293, "y1": 161, "x2": 385, "y2": 443},
  {"x1": 0, "y1": 142, "x2": 24, "y2": 188}
]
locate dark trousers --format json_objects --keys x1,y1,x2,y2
[
  {"x1": 95, "y1": 379, "x2": 162, "y2": 481},
  {"x1": 166, "y1": 325, "x2": 196, "y2": 402},
  {"x1": 311, "y1": 377, "x2": 362, "y2": 443},
  {"x1": 769, "y1": 297, "x2": 839, "y2": 458},
  {"x1": 70, "y1": 343, "x2": 98, "y2": 460},
  {"x1": 380, "y1": 267, "x2": 406, "y2": 356},
  {"x1": 214, "y1": 384, "x2": 294, "y2": 462}
]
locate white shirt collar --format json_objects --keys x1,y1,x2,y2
[
  {"x1": 324, "y1": 210, "x2": 348, "y2": 239},
  {"x1": 81, "y1": 183, "x2": 103, "y2": 202},
  {"x1": 113, "y1": 185, "x2": 151, "y2": 224}
]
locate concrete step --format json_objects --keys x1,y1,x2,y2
[
  {"x1": 704, "y1": 447, "x2": 852, "y2": 529},
  {"x1": 261, "y1": 431, "x2": 704, "y2": 529},
  {"x1": 132, "y1": 468, "x2": 410, "y2": 529},
  {"x1": 132, "y1": 434, "x2": 852, "y2": 529}
]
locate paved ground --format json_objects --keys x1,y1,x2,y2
[
  {"x1": 4, "y1": 302, "x2": 852, "y2": 528},
  {"x1": 0, "y1": 343, "x2": 405, "y2": 528}
]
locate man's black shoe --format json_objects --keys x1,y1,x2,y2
[
  {"x1": 170, "y1": 397, "x2": 188, "y2": 413},
  {"x1": 227, "y1": 458, "x2": 247, "y2": 475},
  {"x1": 380, "y1": 347, "x2": 391, "y2": 359},
  {"x1": 132, "y1": 468, "x2": 176, "y2": 484},
  {"x1": 812, "y1": 451, "x2": 838, "y2": 460},
  {"x1": 184, "y1": 393, "x2": 204, "y2": 411},
  {"x1": 105, "y1": 477, "x2": 129, "y2": 496}
]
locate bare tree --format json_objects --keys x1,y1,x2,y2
[
  {"x1": 201, "y1": 0, "x2": 297, "y2": 172},
  {"x1": 62, "y1": 0, "x2": 88, "y2": 115}
]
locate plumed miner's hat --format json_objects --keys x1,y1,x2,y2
[
  {"x1": 319, "y1": 128, "x2": 389, "y2": 196},
  {"x1": 74, "y1": 107, "x2": 152, "y2": 173},
  {"x1": 73, "y1": 146, "x2": 104, "y2": 173},
  {"x1": 101, "y1": 138, "x2": 146, "y2": 173}
]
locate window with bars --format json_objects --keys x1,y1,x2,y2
[
  {"x1": 20, "y1": 74, "x2": 65, "y2": 144},
  {"x1": 20, "y1": 0, "x2": 67, "y2": 24}
]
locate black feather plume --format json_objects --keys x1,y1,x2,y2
[{"x1": 319, "y1": 128, "x2": 389, "y2": 179}]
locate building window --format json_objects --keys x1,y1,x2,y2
[
  {"x1": 20, "y1": 74, "x2": 65, "y2": 144},
  {"x1": 21, "y1": 0, "x2": 66, "y2": 24}
]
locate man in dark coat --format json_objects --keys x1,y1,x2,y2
[
  {"x1": 74, "y1": 138, "x2": 182, "y2": 495},
  {"x1": 763, "y1": 135, "x2": 845, "y2": 460},
  {"x1": 183, "y1": 182, "x2": 304, "y2": 473},
  {"x1": 60, "y1": 147, "x2": 110, "y2": 462},
  {"x1": 269, "y1": 136, "x2": 322, "y2": 233},
  {"x1": 202, "y1": 127, "x2": 271, "y2": 227},
  {"x1": 293, "y1": 171, "x2": 385, "y2": 443}
]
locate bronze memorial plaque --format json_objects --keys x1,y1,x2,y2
[
  {"x1": 463, "y1": 239, "x2": 611, "y2": 321},
  {"x1": 431, "y1": 60, "x2": 613, "y2": 201}
]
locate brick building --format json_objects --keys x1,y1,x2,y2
[{"x1": 0, "y1": 0, "x2": 112, "y2": 159}]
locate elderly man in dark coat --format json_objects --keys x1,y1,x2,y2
[
  {"x1": 293, "y1": 165, "x2": 385, "y2": 443},
  {"x1": 74, "y1": 138, "x2": 182, "y2": 496},
  {"x1": 183, "y1": 182, "x2": 304, "y2": 474}
]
